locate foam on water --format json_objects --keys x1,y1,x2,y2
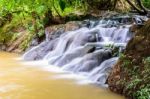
[{"x1": 22, "y1": 60, "x2": 48, "y2": 66}]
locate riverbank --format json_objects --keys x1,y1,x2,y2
[{"x1": 108, "y1": 19, "x2": 150, "y2": 99}]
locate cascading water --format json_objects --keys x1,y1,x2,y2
[{"x1": 23, "y1": 17, "x2": 134, "y2": 85}]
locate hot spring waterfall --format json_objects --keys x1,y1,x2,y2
[{"x1": 23, "y1": 19, "x2": 132, "y2": 85}]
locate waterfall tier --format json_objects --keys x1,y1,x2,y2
[{"x1": 23, "y1": 18, "x2": 133, "y2": 85}]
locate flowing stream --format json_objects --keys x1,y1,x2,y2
[
  {"x1": 23, "y1": 18, "x2": 132, "y2": 85},
  {"x1": 0, "y1": 52, "x2": 124, "y2": 99}
]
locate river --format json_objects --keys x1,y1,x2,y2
[{"x1": 0, "y1": 52, "x2": 124, "y2": 99}]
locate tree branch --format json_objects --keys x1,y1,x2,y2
[
  {"x1": 136, "y1": 0, "x2": 149, "y2": 14},
  {"x1": 125, "y1": 0, "x2": 146, "y2": 15}
]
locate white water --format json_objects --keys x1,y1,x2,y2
[{"x1": 23, "y1": 19, "x2": 132, "y2": 85}]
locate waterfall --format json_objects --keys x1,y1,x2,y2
[
  {"x1": 23, "y1": 18, "x2": 132, "y2": 85},
  {"x1": 88, "y1": 57, "x2": 118, "y2": 84}
]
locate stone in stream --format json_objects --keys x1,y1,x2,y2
[
  {"x1": 62, "y1": 49, "x2": 112, "y2": 72},
  {"x1": 23, "y1": 39, "x2": 58, "y2": 60},
  {"x1": 53, "y1": 46, "x2": 96, "y2": 66}
]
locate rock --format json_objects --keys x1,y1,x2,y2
[
  {"x1": 0, "y1": 44, "x2": 6, "y2": 51},
  {"x1": 45, "y1": 21, "x2": 80, "y2": 41},
  {"x1": 65, "y1": 21, "x2": 80, "y2": 31},
  {"x1": 107, "y1": 19, "x2": 150, "y2": 98}
]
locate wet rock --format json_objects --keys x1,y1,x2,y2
[
  {"x1": 53, "y1": 46, "x2": 95, "y2": 66},
  {"x1": 108, "y1": 19, "x2": 150, "y2": 98},
  {"x1": 63, "y1": 49, "x2": 112, "y2": 72},
  {"x1": 23, "y1": 39, "x2": 58, "y2": 60}
]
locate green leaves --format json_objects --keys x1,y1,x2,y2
[
  {"x1": 36, "y1": 5, "x2": 47, "y2": 15},
  {"x1": 142, "y1": 0, "x2": 150, "y2": 8},
  {"x1": 59, "y1": 0, "x2": 66, "y2": 11}
]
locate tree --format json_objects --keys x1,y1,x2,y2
[{"x1": 125, "y1": 0, "x2": 149, "y2": 15}]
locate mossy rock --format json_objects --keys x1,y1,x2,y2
[{"x1": 108, "y1": 19, "x2": 150, "y2": 99}]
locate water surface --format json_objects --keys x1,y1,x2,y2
[{"x1": 0, "y1": 52, "x2": 124, "y2": 99}]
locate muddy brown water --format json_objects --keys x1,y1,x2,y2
[{"x1": 0, "y1": 52, "x2": 124, "y2": 99}]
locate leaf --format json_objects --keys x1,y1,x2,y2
[{"x1": 59, "y1": 0, "x2": 66, "y2": 11}]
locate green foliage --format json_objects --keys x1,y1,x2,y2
[
  {"x1": 126, "y1": 77, "x2": 142, "y2": 90},
  {"x1": 0, "y1": 0, "x2": 87, "y2": 49},
  {"x1": 142, "y1": 0, "x2": 150, "y2": 9},
  {"x1": 134, "y1": 86, "x2": 150, "y2": 99},
  {"x1": 0, "y1": 12, "x2": 31, "y2": 43},
  {"x1": 120, "y1": 56, "x2": 150, "y2": 99}
]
